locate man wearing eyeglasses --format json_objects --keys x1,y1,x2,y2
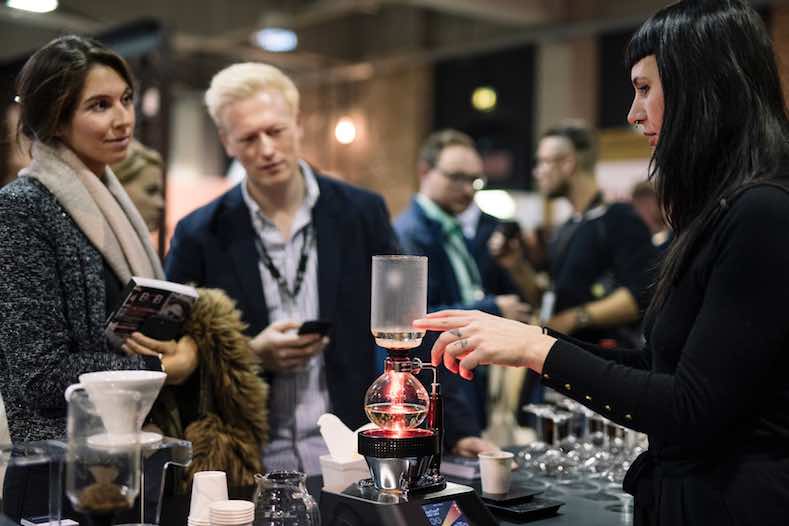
[{"x1": 394, "y1": 129, "x2": 529, "y2": 455}]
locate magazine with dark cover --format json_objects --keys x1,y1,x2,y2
[{"x1": 104, "y1": 276, "x2": 198, "y2": 349}]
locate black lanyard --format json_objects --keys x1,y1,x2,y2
[{"x1": 253, "y1": 223, "x2": 314, "y2": 302}]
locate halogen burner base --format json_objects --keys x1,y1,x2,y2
[
  {"x1": 359, "y1": 429, "x2": 442, "y2": 492},
  {"x1": 358, "y1": 428, "x2": 438, "y2": 458}
]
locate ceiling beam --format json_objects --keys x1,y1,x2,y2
[
  {"x1": 172, "y1": 34, "x2": 350, "y2": 71},
  {"x1": 403, "y1": 0, "x2": 565, "y2": 26}
]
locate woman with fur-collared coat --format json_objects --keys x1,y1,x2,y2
[{"x1": 0, "y1": 35, "x2": 268, "y2": 520}]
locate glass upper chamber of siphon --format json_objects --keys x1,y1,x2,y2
[{"x1": 370, "y1": 255, "x2": 427, "y2": 350}]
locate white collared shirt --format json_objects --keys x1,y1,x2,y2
[
  {"x1": 240, "y1": 160, "x2": 330, "y2": 475},
  {"x1": 457, "y1": 202, "x2": 482, "y2": 240}
]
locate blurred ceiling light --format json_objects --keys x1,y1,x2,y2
[
  {"x1": 254, "y1": 27, "x2": 297, "y2": 52},
  {"x1": 474, "y1": 190, "x2": 516, "y2": 219},
  {"x1": 6, "y1": 0, "x2": 58, "y2": 13},
  {"x1": 471, "y1": 86, "x2": 497, "y2": 112},
  {"x1": 334, "y1": 117, "x2": 356, "y2": 145}
]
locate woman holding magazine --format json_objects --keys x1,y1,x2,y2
[
  {"x1": 0, "y1": 34, "x2": 196, "y2": 444},
  {"x1": 0, "y1": 36, "x2": 267, "y2": 518}
]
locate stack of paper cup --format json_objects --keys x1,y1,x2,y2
[
  {"x1": 209, "y1": 500, "x2": 255, "y2": 526},
  {"x1": 188, "y1": 471, "x2": 229, "y2": 525}
]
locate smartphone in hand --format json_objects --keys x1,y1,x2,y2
[{"x1": 297, "y1": 320, "x2": 333, "y2": 337}]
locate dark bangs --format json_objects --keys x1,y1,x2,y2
[{"x1": 625, "y1": 12, "x2": 661, "y2": 72}]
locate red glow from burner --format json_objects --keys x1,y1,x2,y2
[
  {"x1": 385, "y1": 372, "x2": 406, "y2": 431},
  {"x1": 385, "y1": 372, "x2": 405, "y2": 402},
  {"x1": 361, "y1": 428, "x2": 434, "y2": 439}
]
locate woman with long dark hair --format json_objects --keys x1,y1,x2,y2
[{"x1": 415, "y1": 1, "x2": 789, "y2": 524}]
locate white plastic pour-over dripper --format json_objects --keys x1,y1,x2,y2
[{"x1": 64, "y1": 370, "x2": 166, "y2": 444}]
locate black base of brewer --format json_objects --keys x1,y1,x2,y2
[
  {"x1": 320, "y1": 481, "x2": 497, "y2": 526},
  {"x1": 358, "y1": 428, "x2": 438, "y2": 458}
]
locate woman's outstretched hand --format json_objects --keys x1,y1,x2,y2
[{"x1": 412, "y1": 310, "x2": 556, "y2": 380}]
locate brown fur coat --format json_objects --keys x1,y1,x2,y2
[{"x1": 150, "y1": 287, "x2": 268, "y2": 486}]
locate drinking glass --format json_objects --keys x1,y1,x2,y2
[
  {"x1": 66, "y1": 389, "x2": 142, "y2": 526},
  {"x1": 515, "y1": 404, "x2": 553, "y2": 469},
  {"x1": 370, "y1": 255, "x2": 427, "y2": 350},
  {"x1": 0, "y1": 441, "x2": 66, "y2": 524}
]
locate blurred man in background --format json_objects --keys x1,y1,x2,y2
[
  {"x1": 394, "y1": 129, "x2": 529, "y2": 448},
  {"x1": 493, "y1": 120, "x2": 657, "y2": 347}
]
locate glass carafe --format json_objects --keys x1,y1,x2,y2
[
  {"x1": 253, "y1": 471, "x2": 320, "y2": 526},
  {"x1": 66, "y1": 388, "x2": 142, "y2": 526}
]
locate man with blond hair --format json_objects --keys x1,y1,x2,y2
[{"x1": 164, "y1": 63, "x2": 402, "y2": 474}]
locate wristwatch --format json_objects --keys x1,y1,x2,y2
[{"x1": 574, "y1": 305, "x2": 592, "y2": 330}]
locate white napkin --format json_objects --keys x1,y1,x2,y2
[{"x1": 317, "y1": 413, "x2": 378, "y2": 461}]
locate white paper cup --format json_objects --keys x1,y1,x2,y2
[
  {"x1": 189, "y1": 471, "x2": 229, "y2": 520},
  {"x1": 478, "y1": 451, "x2": 514, "y2": 494}
]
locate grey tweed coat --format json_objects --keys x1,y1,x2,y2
[{"x1": 0, "y1": 176, "x2": 149, "y2": 442}]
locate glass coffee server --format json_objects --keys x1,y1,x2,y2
[{"x1": 66, "y1": 389, "x2": 142, "y2": 526}]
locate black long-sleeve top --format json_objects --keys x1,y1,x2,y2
[{"x1": 543, "y1": 185, "x2": 789, "y2": 460}]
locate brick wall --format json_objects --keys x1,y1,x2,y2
[{"x1": 299, "y1": 64, "x2": 432, "y2": 218}]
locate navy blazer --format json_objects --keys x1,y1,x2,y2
[
  {"x1": 395, "y1": 198, "x2": 523, "y2": 433},
  {"x1": 394, "y1": 198, "x2": 504, "y2": 315},
  {"x1": 164, "y1": 172, "x2": 399, "y2": 430}
]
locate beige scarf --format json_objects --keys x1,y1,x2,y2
[{"x1": 20, "y1": 141, "x2": 164, "y2": 283}]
